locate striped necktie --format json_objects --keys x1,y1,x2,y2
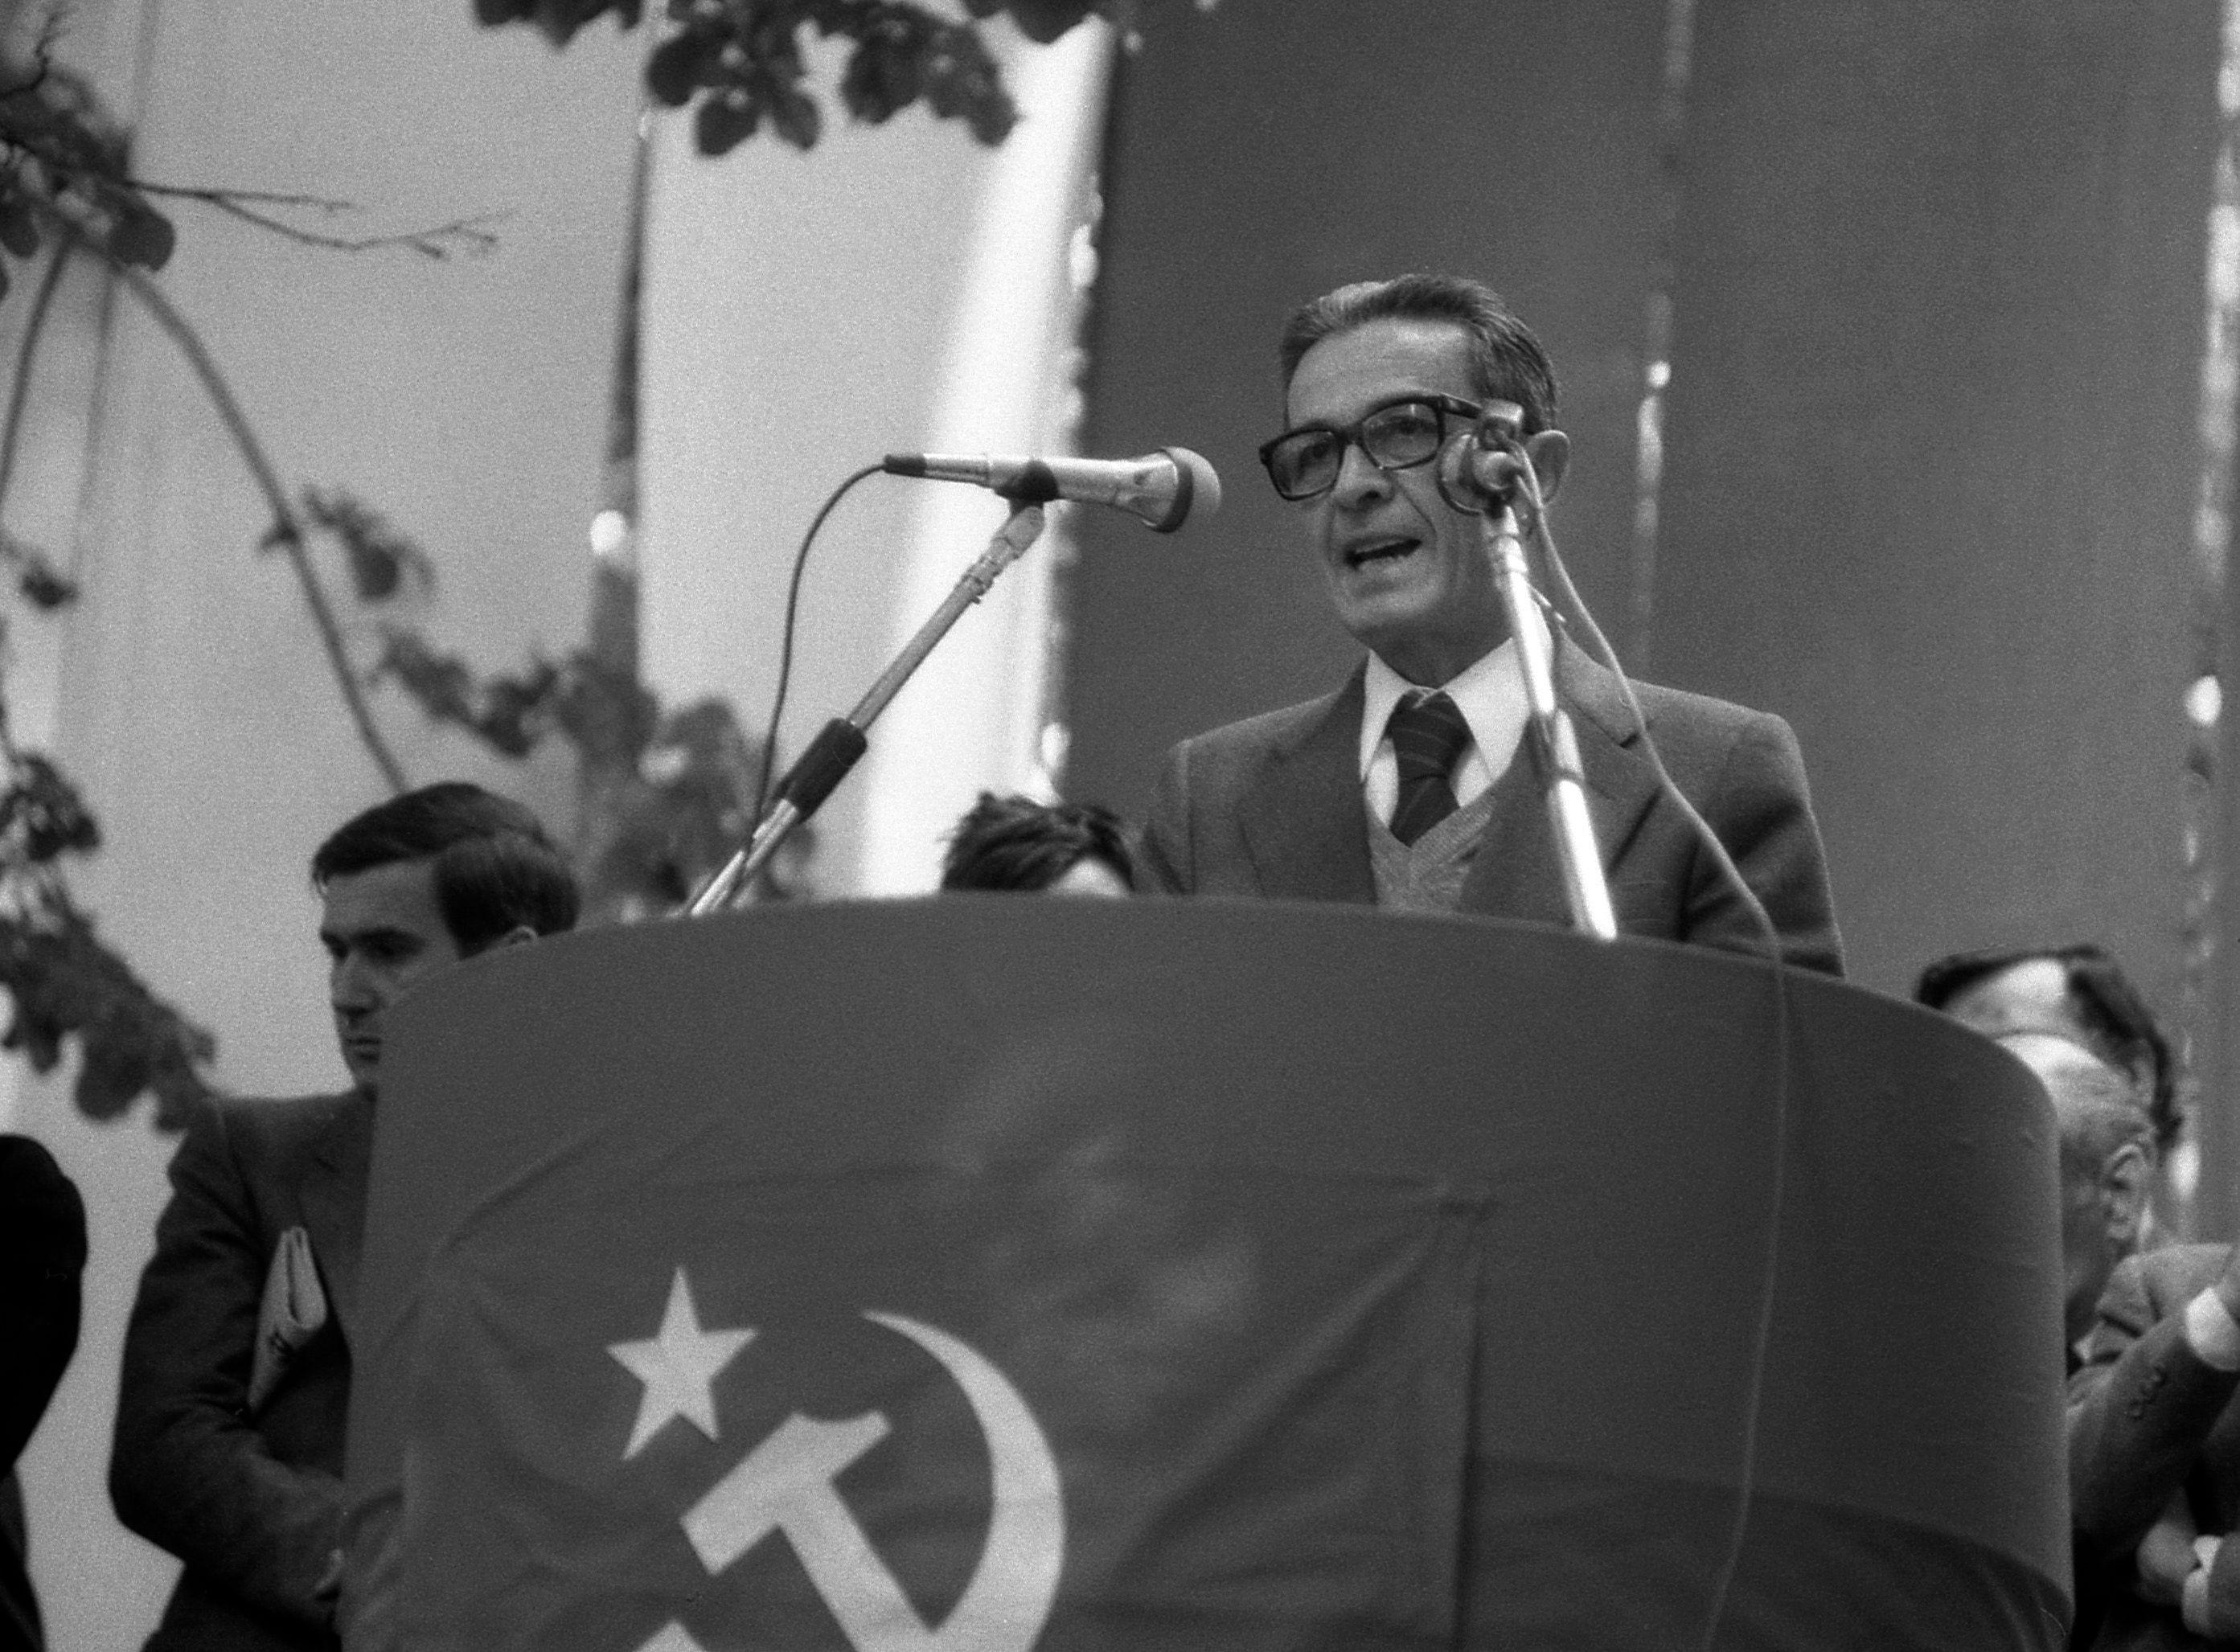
[{"x1": 1385, "y1": 691, "x2": 1474, "y2": 846}]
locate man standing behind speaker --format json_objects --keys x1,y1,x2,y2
[
  {"x1": 109, "y1": 785, "x2": 579, "y2": 1652},
  {"x1": 1140, "y1": 274, "x2": 1842, "y2": 972}
]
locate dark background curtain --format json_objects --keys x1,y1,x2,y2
[{"x1": 1065, "y1": 0, "x2": 2215, "y2": 1005}]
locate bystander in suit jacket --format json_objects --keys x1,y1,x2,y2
[
  {"x1": 1142, "y1": 644, "x2": 1844, "y2": 974},
  {"x1": 113, "y1": 1092, "x2": 371, "y2": 1652},
  {"x1": 2070, "y1": 1244, "x2": 2240, "y2": 1649},
  {"x1": 1, "y1": 1135, "x2": 86, "y2": 1652}
]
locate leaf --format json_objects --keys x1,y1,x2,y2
[
  {"x1": 0, "y1": 893, "x2": 218, "y2": 1129},
  {"x1": 999, "y1": 0, "x2": 1101, "y2": 44},
  {"x1": 646, "y1": 30, "x2": 720, "y2": 106},
  {"x1": 473, "y1": 0, "x2": 641, "y2": 39},
  {"x1": 18, "y1": 561, "x2": 76, "y2": 609},
  {"x1": 553, "y1": 649, "x2": 661, "y2": 766},
  {"x1": 0, "y1": 531, "x2": 76, "y2": 609},
  {"x1": 371, "y1": 625, "x2": 568, "y2": 760},
  {"x1": 769, "y1": 83, "x2": 823, "y2": 150},
  {"x1": 695, "y1": 92, "x2": 761, "y2": 156},
  {"x1": 0, "y1": 195, "x2": 39, "y2": 260},
  {"x1": 839, "y1": 32, "x2": 924, "y2": 125},
  {"x1": 75, "y1": 1033, "x2": 150, "y2": 1122},
  {"x1": 370, "y1": 628, "x2": 478, "y2": 727},
  {"x1": 0, "y1": 753, "x2": 102, "y2": 863},
  {"x1": 301, "y1": 487, "x2": 436, "y2": 602},
  {"x1": 106, "y1": 200, "x2": 175, "y2": 270}
]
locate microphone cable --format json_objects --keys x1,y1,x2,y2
[
  {"x1": 1509, "y1": 460, "x2": 1793, "y2": 1652},
  {"x1": 752, "y1": 464, "x2": 884, "y2": 822}
]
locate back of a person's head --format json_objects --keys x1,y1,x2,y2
[
  {"x1": 1916, "y1": 942, "x2": 2178, "y2": 1154},
  {"x1": 312, "y1": 781, "x2": 581, "y2": 952},
  {"x1": 940, "y1": 793, "x2": 1136, "y2": 895}
]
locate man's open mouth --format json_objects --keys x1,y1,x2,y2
[{"x1": 1345, "y1": 536, "x2": 1420, "y2": 569}]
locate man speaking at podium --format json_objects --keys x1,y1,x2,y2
[{"x1": 1141, "y1": 274, "x2": 1844, "y2": 974}]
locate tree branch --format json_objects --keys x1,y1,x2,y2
[
  {"x1": 121, "y1": 182, "x2": 355, "y2": 212},
  {"x1": 203, "y1": 197, "x2": 502, "y2": 259},
  {"x1": 33, "y1": 203, "x2": 409, "y2": 793},
  {"x1": 0, "y1": 239, "x2": 69, "y2": 511},
  {"x1": 125, "y1": 180, "x2": 505, "y2": 259}
]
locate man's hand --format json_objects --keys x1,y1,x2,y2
[
  {"x1": 2217, "y1": 1245, "x2": 2240, "y2": 1329},
  {"x1": 2139, "y1": 1493, "x2": 2200, "y2": 1606}
]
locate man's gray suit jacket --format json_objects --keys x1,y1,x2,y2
[
  {"x1": 113, "y1": 1091, "x2": 369, "y2": 1652},
  {"x1": 1142, "y1": 647, "x2": 1844, "y2": 975},
  {"x1": 2070, "y1": 1244, "x2": 2240, "y2": 1649}
]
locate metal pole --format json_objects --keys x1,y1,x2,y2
[
  {"x1": 684, "y1": 503, "x2": 1048, "y2": 916},
  {"x1": 1483, "y1": 506, "x2": 1618, "y2": 941}
]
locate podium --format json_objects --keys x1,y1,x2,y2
[{"x1": 344, "y1": 900, "x2": 2069, "y2": 1650}]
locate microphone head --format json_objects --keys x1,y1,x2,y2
[
  {"x1": 1150, "y1": 447, "x2": 1221, "y2": 534},
  {"x1": 1436, "y1": 435, "x2": 1525, "y2": 514}
]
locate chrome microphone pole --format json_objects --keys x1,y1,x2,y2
[
  {"x1": 1481, "y1": 500, "x2": 1619, "y2": 941},
  {"x1": 684, "y1": 502, "x2": 1048, "y2": 916}
]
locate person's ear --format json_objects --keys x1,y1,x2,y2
[
  {"x1": 1524, "y1": 428, "x2": 1571, "y2": 504},
  {"x1": 2101, "y1": 1142, "x2": 2153, "y2": 1247}
]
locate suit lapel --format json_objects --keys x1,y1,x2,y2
[
  {"x1": 1559, "y1": 643, "x2": 1663, "y2": 868},
  {"x1": 1234, "y1": 669, "x2": 1376, "y2": 904},
  {"x1": 300, "y1": 1090, "x2": 374, "y2": 1346},
  {"x1": 1458, "y1": 642, "x2": 1663, "y2": 916}
]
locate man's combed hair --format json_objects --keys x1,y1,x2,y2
[
  {"x1": 1917, "y1": 942, "x2": 2179, "y2": 1154},
  {"x1": 311, "y1": 781, "x2": 580, "y2": 952},
  {"x1": 1278, "y1": 273, "x2": 1561, "y2": 434},
  {"x1": 940, "y1": 793, "x2": 1136, "y2": 894}
]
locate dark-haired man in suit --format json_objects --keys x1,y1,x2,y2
[
  {"x1": 111, "y1": 784, "x2": 579, "y2": 1652},
  {"x1": 1142, "y1": 274, "x2": 1842, "y2": 972}
]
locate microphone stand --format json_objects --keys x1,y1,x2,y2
[
  {"x1": 1482, "y1": 502, "x2": 1618, "y2": 941},
  {"x1": 683, "y1": 502, "x2": 1048, "y2": 916}
]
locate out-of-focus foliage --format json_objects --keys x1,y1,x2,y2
[
  {"x1": 302, "y1": 488, "x2": 437, "y2": 604},
  {"x1": 0, "y1": 12, "x2": 175, "y2": 305},
  {"x1": 374, "y1": 625, "x2": 805, "y2": 915},
  {"x1": 0, "y1": 700, "x2": 217, "y2": 1131},
  {"x1": 478, "y1": 0, "x2": 1128, "y2": 154},
  {"x1": 350, "y1": 500, "x2": 800, "y2": 916},
  {"x1": 0, "y1": 527, "x2": 77, "y2": 609}
]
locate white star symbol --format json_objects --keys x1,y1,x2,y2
[{"x1": 608, "y1": 1267, "x2": 755, "y2": 1459}]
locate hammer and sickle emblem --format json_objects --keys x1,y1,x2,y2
[{"x1": 656, "y1": 1311, "x2": 1065, "y2": 1652}]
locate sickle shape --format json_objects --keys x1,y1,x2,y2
[{"x1": 862, "y1": 1310, "x2": 1065, "y2": 1652}]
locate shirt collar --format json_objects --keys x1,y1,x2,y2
[{"x1": 1358, "y1": 641, "x2": 1522, "y2": 779}]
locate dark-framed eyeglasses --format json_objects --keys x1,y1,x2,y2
[{"x1": 1257, "y1": 394, "x2": 1483, "y2": 501}]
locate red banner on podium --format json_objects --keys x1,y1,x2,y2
[{"x1": 349, "y1": 899, "x2": 2070, "y2": 1650}]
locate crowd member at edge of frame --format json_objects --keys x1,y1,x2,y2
[
  {"x1": 1, "y1": 1135, "x2": 85, "y2": 1651},
  {"x1": 1138, "y1": 273, "x2": 1842, "y2": 973},
  {"x1": 1914, "y1": 945, "x2": 2186, "y2": 1647},
  {"x1": 1917, "y1": 942, "x2": 2181, "y2": 1166}
]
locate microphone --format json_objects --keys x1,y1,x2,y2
[
  {"x1": 883, "y1": 447, "x2": 1221, "y2": 533},
  {"x1": 1436, "y1": 400, "x2": 1531, "y2": 514}
]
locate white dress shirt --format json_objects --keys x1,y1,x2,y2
[{"x1": 1358, "y1": 642, "x2": 1529, "y2": 826}]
